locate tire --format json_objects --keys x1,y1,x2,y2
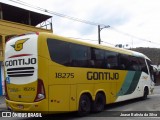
[
  {"x1": 78, "y1": 94, "x2": 91, "y2": 116},
  {"x1": 142, "y1": 87, "x2": 148, "y2": 100},
  {"x1": 92, "y1": 93, "x2": 106, "y2": 113}
]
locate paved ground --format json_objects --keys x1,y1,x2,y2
[
  {"x1": 0, "y1": 95, "x2": 6, "y2": 111},
  {"x1": 0, "y1": 86, "x2": 160, "y2": 120}
]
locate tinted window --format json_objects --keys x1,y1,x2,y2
[
  {"x1": 47, "y1": 39, "x2": 70, "y2": 65},
  {"x1": 147, "y1": 60, "x2": 154, "y2": 81},
  {"x1": 47, "y1": 38, "x2": 147, "y2": 72},
  {"x1": 119, "y1": 54, "x2": 130, "y2": 70},
  {"x1": 47, "y1": 38, "x2": 91, "y2": 67},
  {"x1": 127, "y1": 56, "x2": 140, "y2": 71},
  {"x1": 138, "y1": 57, "x2": 148, "y2": 74},
  {"x1": 70, "y1": 44, "x2": 90, "y2": 67},
  {"x1": 91, "y1": 48, "x2": 105, "y2": 68},
  {"x1": 119, "y1": 55, "x2": 147, "y2": 72},
  {"x1": 104, "y1": 51, "x2": 118, "y2": 69}
]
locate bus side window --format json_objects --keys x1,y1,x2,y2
[
  {"x1": 118, "y1": 54, "x2": 130, "y2": 70},
  {"x1": 138, "y1": 57, "x2": 148, "y2": 74},
  {"x1": 128, "y1": 56, "x2": 140, "y2": 71},
  {"x1": 91, "y1": 48, "x2": 105, "y2": 68},
  {"x1": 70, "y1": 44, "x2": 90, "y2": 67},
  {"x1": 47, "y1": 39, "x2": 70, "y2": 65},
  {"x1": 104, "y1": 51, "x2": 118, "y2": 69},
  {"x1": 146, "y1": 60, "x2": 155, "y2": 82}
]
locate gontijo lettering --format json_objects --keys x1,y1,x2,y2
[
  {"x1": 87, "y1": 71, "x2": 119, "y2": 80},
  {"x1": 5, "y1": 58, "x2": 36, "y2": 67}
]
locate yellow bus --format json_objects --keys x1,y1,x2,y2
[{"x1": 4, "y1": 32, "x2": 154, "y2": 116}]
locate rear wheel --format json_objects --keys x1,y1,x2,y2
[
  {"x1": 78, "y1": 94, "x2": 91, "y2": 116},
  {"x1": 92, "y1": 93, "x2": 106, "y2": 112}
]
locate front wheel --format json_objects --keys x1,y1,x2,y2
[
  {"x1": 78, "y1": 94, "x2": 91, "y2": 116},
  {"x1": 141, "y1": 87, "x2": 148, "y2": 100}
]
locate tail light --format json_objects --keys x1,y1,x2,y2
[
  {"x1": 4, "y1": 80, "x2": 10, "y2": 100},
  {"x1": 34, "y1": 79, "x2": 46, "y2": 102},
  {"x1": 35, "y1": 32, "x2": 39, "y2": 35}
]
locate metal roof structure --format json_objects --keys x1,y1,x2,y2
[
  {"x1": 0, "y1": 1, "x2": 53, "y2": 61},
  {"x1": 0, "y1": 2, "x2": 52, "y2": 26}
]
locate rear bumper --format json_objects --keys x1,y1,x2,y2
[{"x1": 5, "y1": 99, "x2": 48, "y2": 112}]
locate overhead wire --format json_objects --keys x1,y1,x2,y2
[
  {"x1": 8, "y1": 0, "x2": 105, "y2": 26},
  {"x1": 7, "y1": 0, "x2": 160, "y2": 46},
  {"x1": 110, "y1": 27, "x2": 160, "y2": 45},
  {"x1": 67, "y1": 36, "x2": 115, "y2": 46}
]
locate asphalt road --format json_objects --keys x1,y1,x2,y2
[{"x1": 1, "y1": 86, "x2": 160, "y2": 120}]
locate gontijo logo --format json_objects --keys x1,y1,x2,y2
[{"x1": 11, "y1": 38, "x2": 29, "y2": 51}]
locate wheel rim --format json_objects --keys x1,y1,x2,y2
[{"x1": 81, "y1": 99, "x2": 89, "y2": 111}]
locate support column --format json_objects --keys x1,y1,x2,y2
[
  {"x1": 2, "y1": 35, "x2": 5, "y2": 58},
  {"x1": 0, "y1": 4, "x2": 3, "y2": 19}
]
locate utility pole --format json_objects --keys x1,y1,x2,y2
[
  {"x1": 98, "y1": 25, "x2": 110, "y2": 44},
  {"x1": 98, "y1": 25, "x2": 101, "y2": 44}
]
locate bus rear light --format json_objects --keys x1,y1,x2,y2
[
  {"x1": 34, "y1": 79, "x2": 46, "y2": 102},
  {"x1": 4, "y1": 80, "x2": 10, "y2": 100},
  {"x1": 37, "y1": 93, "x2": 45, "y2": 100},
  {"x1": 35, "y1": 32, "x2": 39, "y2": 35}
]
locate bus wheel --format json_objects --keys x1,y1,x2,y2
[
  {"x1": 92, "y1": 93, "x2": 106, "y2": 112},
  {"x1": 142, "y1": 87, "x2": 148, "y2": 100},
  {"x1": 78, "y1": 94, "x2": 91, "y2": 116}
]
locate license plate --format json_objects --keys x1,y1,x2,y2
[{"x1": 17, "y1": 104, "x2": 24, "y2": 109}]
